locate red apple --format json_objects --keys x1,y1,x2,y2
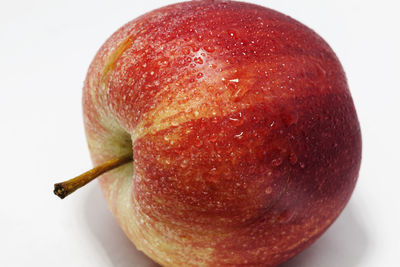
[{"x1": 78, "y1": 0, "x2": 361, "y2": 266}]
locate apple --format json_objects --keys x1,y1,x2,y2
[{"x1": 55, "y1": 0, "x2": 362, "y2": 266}]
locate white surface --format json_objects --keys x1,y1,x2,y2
[{"x1": 1, "y1": 0, "x2": 399, "y2": 266}]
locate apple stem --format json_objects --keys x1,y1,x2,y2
[{"x1": 53, "y1": 154, "x2": 133, "y2": 199}]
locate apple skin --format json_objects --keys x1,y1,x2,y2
[{"x1": 82, "y1": 1, "x2": 361, "y2": 266}]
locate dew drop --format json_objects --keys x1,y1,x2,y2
[
  {"x1": 265, "y1": 186, "x2": 273, "y2": 194},
  {"x1": 180, "y1": 159, "x2": 189, "y2": 168},
  {"x1": 278, "y1": 210, "x2": 295, "y2": 223},
  {"x1": 194, "y1": 57, "x2": 204, "y2": 64},
  {"x1": 159, "y1": 60, "x2": 169, "y2": 67},
  {"x1": 191, "y1": 45, "x2": 200, "y2": 52},
  {"x1": 289, "y1": 153, "x2": 298, "y2": 165},
  {"x1": 231, "y1": 87, "x2": 249, "y2": 102},
  {"x1": 229, "y1": 112, "x2": 244, "y2": 126},
  {"x1": 194, "y1": 139, "x2": 203, "y2": 148},
  {"x1": 281, "y1": 111, "x2": 298, "y2": 127},
  {"x1": 182, "y1": 46, "x2": 191, "y2": 55},
  {"x1": 204, "y1": 45, "x2": 215, "y2": 52},
  {"x1": 316, "y1": 63, "x2": 327, "y2": 77},
  {"x1": 234, "y1": 131, "x2": 244, "y2": 139},
  {"x1": 209, "y1": 134, "x2": 218, "y2": 142},
  {"x1": 271, "y1": 157, "x2": 283, "y2": 167},
  {"x1": 227, "y1": 29, "x2": 238, "y2": 39},
  {"x1": 207, "y1": 168, "x2": 218, "y2": 183}
]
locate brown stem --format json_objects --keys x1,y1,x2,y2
[{"x1": 54, "y1": 154, "x2": 133, "y2": 199}]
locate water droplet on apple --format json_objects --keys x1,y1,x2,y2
[
  {"x1": 194, "y1": 57, "x2": 204, "y2": 64},
  {"x1": 204, "y1": 45, "x2": 215, "y2": 53},
  {"x1": 227, "y1": 29, "x2": 238, "y2": 39},
  {"x1": 271, "y1": 157, "x2": 283, "y2": 167},
  {"x1": 316, "y1": 63, "x2": 327, "y2": 77},
  {"x1": 207, "y1": 168, "x2": 218, "y2": 183},
  {"x1": 159, "y1": 59, "x2": 169, "y2": 67},
  {"x1": 209, "y1": 134, "x2": 218, "y2": 142},
  {"x1": 180, "y1": 159, "x2": 189, "y2": 168},
  {"x1": 265, "y1": 186, "x2": 273, "y2": 194},
  {"x1": 229, "y1": 112, "x2": 244, "y2": 126},
  {"x1": 278, "y1": 210, "x2": 295, "y2": 223},
  {"x1": 289, "y1": 153, "x2": 298, "y2": 165},
  {"x1": 194, "y1": 139, "x2": 203, "y2": 148},
  {"x1": 231, "y1": 86, "x2": 249, "y2": 102},
  {"x1": 270, "y1": 121, "x2": 275, "y2": 128},
  {"x1": 281, "y1": 110, "x2": 298, "y2": 127},
  {"x1": 191, "y1": 45, "x2": 200, "y2": 52},
  {"x1": 234, "y1": 131, "x2": 244, "y2": 139},
  {"x1": 182, "y1": 47, "x2": 191, "y2": 55}
]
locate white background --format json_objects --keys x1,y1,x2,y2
[{"x1": 1, "y1": 0, "x2": 399, "y2": 266}]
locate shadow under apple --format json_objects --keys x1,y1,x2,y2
[{"x1": 85, "y1": 185, "x2": 368, "y2": 267}]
